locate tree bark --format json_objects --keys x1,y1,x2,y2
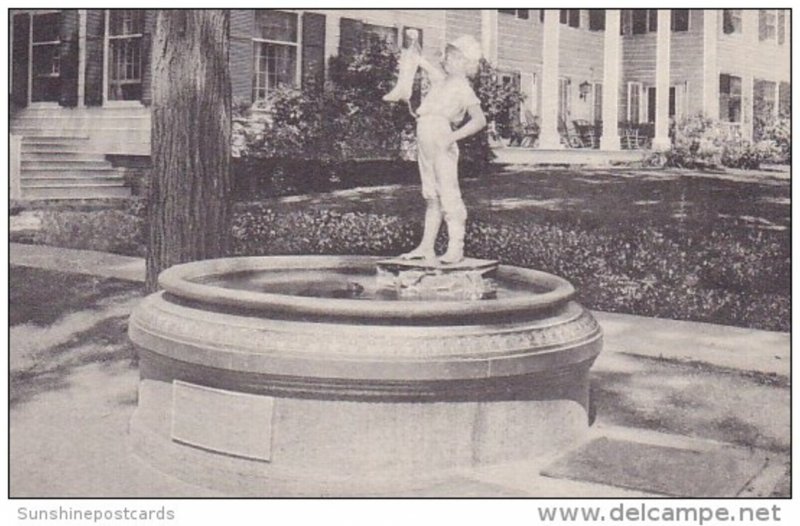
[{"x1": 146, "y1": 10, "x2": 231, "y2": 292}]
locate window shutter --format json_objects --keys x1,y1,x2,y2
[
  {"x1": 339, "y1": 17, "x2": 364, "y2": 57},
  {"x1": 778, "y1": 10, "x2": 785, "y2": 44},
  {"x1": 758, "y1": 11, "x2": 768, "y2": 41},
  {"x1": 84, "y1": 9, "x2": 105, "y2": 106},
  {"x1": 301, "y1": 12, "x2": 326, "y2": 92},
  {"x1": 58, "y1": 10, "x2": 80, "y2": 107},
  {"x1": 11, "y1": 13, "x2": 30, "y2": 108},
  {"x1": 230, "y1": 9, "x2": 255, "y2": 102},
  {"x1": 140, "y1": 10, "x2": 157, "y2": 106}
]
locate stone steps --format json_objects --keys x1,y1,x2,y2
[{"x1": 17, "y1": 135, "x2": 131, "y2": 200}]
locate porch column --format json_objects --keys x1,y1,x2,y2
[
  {"x1": 702, "y1": 9, "x2": 719, "y2": 119},
  {"x1": 652, "y1": 9, "x2": 672, "y2": 151},
  {"x1": 78, "y1": 9, "x2": 87, "y2": 107},
  {"x1": 480, "y1": 10, "x2": 498, "y2": 64},
  {"x1": 600, "y1": 9, "x2": 621, "y2": 151},
  {"x1": 539, "y1": 9, "x2": 562, "y2": 149}
]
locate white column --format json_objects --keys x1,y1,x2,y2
[
  {"x1": 702, "y1": 10, "x2": 718, "y2": 119},
  {"x1": 78, "y1": 9, "x2": 87, "y2": 107},
  {"x1": 652, "y1": 9, "x2": 672, "y2": 151},
  {"x1": 480, "y1": 10, "x2": 498, "y2": 64},
  {"x1": 600, "y1": 10, "x2": 621, "y2": 151},
  {"x1": 539, "y1": 9, "x2": 562, "y2": 149}
]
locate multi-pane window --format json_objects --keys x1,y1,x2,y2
[
  {"x1": 759, "y1": 10, "x2": 777, "y2": 42},
  {"x1": 31, "y1": 11, "x2": 61, "y2": 102},
  {"x1": 252, "y1": 10, "x2": 299, "y2": 100},
  {"x1": 671, "y1": 10, "x2": 689, "y2": 32},
  {"x1": 722, "y1": 10, "x2": 742, "y2": 35},
  {"x1": 719, "y1": 74, "x2": 742, "y2": 123},
  {"x1": 754, "y1": 79, "x2": 778, "y2": 118},
  {"x1": 589, "y1": 10, "x2": 605, "y2": 31},
  {"x1": 498, "y1": 9, "x2": 529, "y2": 20},
  {"x1": 560, "y1": 10, "x2": 580, "y2": 28},
  {"x1": 363, "y1": 22, "x2": 398, "y2": 48},
  {"x1": 107, "y1": 10, "x2": 144, "y2": 101}
]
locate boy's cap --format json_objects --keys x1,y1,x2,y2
[{"x1": 449, "y1": 35, "x2": 482, "y2": 62}]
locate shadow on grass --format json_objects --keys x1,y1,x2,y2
[
  {"x1": 590, "y1": 358, "x2": 789, "y2": 454},
  {"x1": 10, "y1": 266, "x2": 142, "y2": 327},
  {"x1": 10, "y1": 315, "x2": 138, "y2": 409}
]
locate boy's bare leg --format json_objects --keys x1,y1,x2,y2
[
  {"x1": 400, "y1": 199, "x2": 440, "y2": 261},
  {"x1": 436, "y1": 146, "x2": 466, "y2": 265}
]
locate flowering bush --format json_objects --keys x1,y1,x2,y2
[{"x1": 663, "y1": 114, "x2": 781, "y2": 170}]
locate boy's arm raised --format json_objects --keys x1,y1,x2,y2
[{"x1": 418, "y1": 55, "x2": 446, "y2": 82}]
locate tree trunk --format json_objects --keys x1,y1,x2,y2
[{"x1": 146, "y1": 10, "x2": 231, "y2": 292}]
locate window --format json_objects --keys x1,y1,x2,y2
[
  {"x1": 627, "y1": 82, "x2": 642, "y2": 123},
  {"x1": 777, "y1": 10, "x2": 786, "y2": 44},
  {"x1": 106, "y1": 10, "x2": 144, "y2": 101},
  {"x1": 754, "y1": 79, "x2": 778, "y2": 119},
  {"x1": 559, "y1": 10, "x2": 580, "y2": 28},
  {"x1": 719, "y1": 74, "x2": 742, "y2": 122},
  {"x1": 364, "y1": 22, "x2": 398, "y2": 47},
  {"x1": 402, "y1": 26, "x2": 423, "y2": 49},
  {"x1": 648, "y1": 9, "x2": 658, "y2": 32},
  {"x1": 632, "y1": 10, "x2": 648, "y2": 34},
  {"x1": 589, "y1": 10, "x2": 605, "y2": 31},
  {"x1": 252, "y1": 10, "x2": 299, "y2": 100},
  {"x1": 498, "y1": 9, "x2": 529, "y2": 20},
  {"x1": 722, "y1": 10, "x2": 742, "y2": 35},
  {"x1": 671, "y1": 10, "x2": 689, "y2": 32},
  {"x1": 759, "y1": 10, "x2": 777, "y2": 42},
  {"x1": 31, "y1": 11, "x2": 62, "y2": 102}
]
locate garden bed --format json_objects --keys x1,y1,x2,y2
[{"x1": 11, "y1": 167, "x2": 789, "y2": 332}]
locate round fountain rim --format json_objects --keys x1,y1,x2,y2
[{"x1": 158, "y1": 255, "x2": 576, "y2": 321}]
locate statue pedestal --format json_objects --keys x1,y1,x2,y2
[{"x1": 376, "y1": 257, "x2": 499, "y2": 300}]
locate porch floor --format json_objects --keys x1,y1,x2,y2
[{"x1": 493, "y1": 147, "x2": 648, "y2": 166}]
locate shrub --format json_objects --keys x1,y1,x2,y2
[
  {"x1": 663, "y1": 114, "x2": 725, "y2": 168},
  {"x1": 663, "y1": 114, "x2": 780, "y2": 170},
  {"x1": 32, "y1": 200, "x2": 146, "y2": 257},
  {"x1": 755, "y1": 116, "x2": 790, "y2": 164},
  {"x1": 233, "y1": 39, "x2": 524, "y2": 182},
  {"x1": 720, "y1": 139, "x2": 779, "y2": 170}
]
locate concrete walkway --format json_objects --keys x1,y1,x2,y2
[{"x1": 10, "y1": 242, "x2": 789, "y2": 377}]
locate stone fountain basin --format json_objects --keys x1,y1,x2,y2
[{"x1": 128, "y1": 256, "x2": 603, "y2": 495}]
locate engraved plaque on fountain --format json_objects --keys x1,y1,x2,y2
[
  {"x1": 171, "y1": 380, "x2": 274, "y2": 461},
  {"x1": 376, "y1": 257, "x2": 499, "y2": 300}
]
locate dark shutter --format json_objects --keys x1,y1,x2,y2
[
  {"x1": 338, "y1": 17, "x2": 364, "y2": 57},
  {"x1": 58, "y1": 10, "x2": 80, "y2": 107},
  {"x1": 230, "y1": 9, "x2": 255, "y2": 102},
  {"x1": 778, "y1": 10, "x2": 786, "y2": 44},
  {"x1": 140, "y1": 10, "x2": 157, "y2": 105},
  {"x1": 301, "y1": 12, "x2": 326, "y2": 92},
  {"x1": 84, "y1": 9, "x2": 105, "y2": 106},
  {"x1": 11, "y1": 13, "x2": 30, "y2": 108}
]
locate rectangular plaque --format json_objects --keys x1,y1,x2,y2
[{"x1": 171, "y1": 380, "x2": 274, "y2": 462}]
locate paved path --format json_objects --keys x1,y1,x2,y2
[{"x1": 10, "y1": 242, "x2": 789, "y2": 377}]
